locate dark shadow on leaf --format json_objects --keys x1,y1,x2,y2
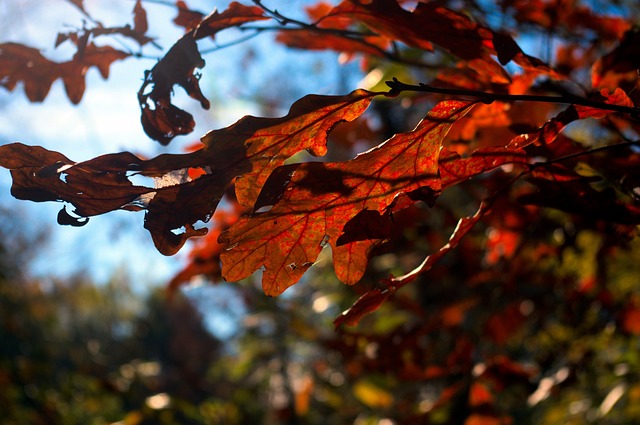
[{"x1": 336, "y1": 209, "x2": 391, "y2": 246}]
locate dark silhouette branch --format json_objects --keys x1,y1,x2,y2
[{"x1": 386, "y1": 78, "x2": 640, "y2": 118}]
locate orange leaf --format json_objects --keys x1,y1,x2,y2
[
  {"x1": 215, "y1": 89, "x2": 377, "y2": 208},
  {"x1": 220, "y1": 100, "x2": 474, "y2": 295}
]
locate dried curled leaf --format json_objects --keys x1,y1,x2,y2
[
  {"x1": 138, "y1": 35, "x2": 208, "y2": 144},
  {"x1": 140, "y1": 2, "x2": 268, "y2": 143},
  {"x1": 0, "y1": 90, "x2": 375, "y2": 256}
]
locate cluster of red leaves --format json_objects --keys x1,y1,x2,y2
[
  {"x1": 1, "y1": 1, "x2": 640, "y2": 421},
  {"x1": 2, "y1": 0, "x2": 639, "y2": 316}
]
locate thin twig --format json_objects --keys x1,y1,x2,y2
[
  {"x1": 386, "y1": 78, "x2": 640, "y2": 117},
  {"x1": 533, "y1": 140, "x2": 640, "y2": 168},
  {"x1": 249, "y1": 0, "x2": 438, "y2": 69}
]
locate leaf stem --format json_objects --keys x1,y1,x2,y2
[{"x1": 532, "y1": 140, "x2": 640, "y2": 168}]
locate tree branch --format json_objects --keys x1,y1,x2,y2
[{"x1": 386, "y1": 78, "x2": 640, "y2": 118}]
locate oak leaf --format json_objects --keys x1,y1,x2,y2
[
  {"x1": 219, "y1": 100, "x2": 474, "y2": 296},
  {"x1": 140, "y1": 2, "x2": 268, "y2": 143},
  {"x1": 0, "y1": 42, "x2": 128, "y2": 104},
  {"x1": 0, "y1": 90, "x2": 375, "y2": 256}
]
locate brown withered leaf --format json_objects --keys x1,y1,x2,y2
[
  {"x1": 133, "y1": 0, "x2": 148, "y2": 34},
  {"x1": 174, "y1": 0, "x2": 205, "y2": 31},
  {"x1": 0, "y1": 90, "x2": 375, "y2": 255},
  {"x1": 138, "y1": 35, "x2": 208, "y2": 144},
  {"x1": 140, "y1": 2, "x2": 268, "y2": 143},
  {"x1": 0, "y1": 42, "x2": 128, "y2": 104}
]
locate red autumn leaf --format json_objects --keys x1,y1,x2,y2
[
  {"x1": 329, "y1": 0, "x2": 556, "y2": 83},
  {"x1": 439, "y1": 146, "x2": 528, "y2": 189},
  {"x1": 133, "y1": 0, "x2": 149, "y2": 35},
  {"x1": 592, "y1": 28, "x2": 640, "y2": 90},
  {"x1": 508, "y1": 87, "x2": 635, "y2": 149},
  {"x1": 0, "y1": 42, "x2": 128, "y2": 104},
  {"x1": 0, "y1": 90, "x2": 374, "y2": 255},
  {"x1": 330, "y1": 145, "x2": 527, "y2": 304},
  {"x1": 275, "y1": 2, "x2": 389, "y2": 61},
  {"x1": 276, "y1": 30, "x2": 389, "y2": 61},
  {"x1": 219, "y1": 100, "x2": 474, "y2": 296},
  {"x1": 173, "y1": 0, "x2": 205, "y2": 31},
  {"x1": 220, "y1": 89, "x2": 377, "y2": 207},
  {"x1": 192, "y1": 2, "x2": 269, "y2": 40}
]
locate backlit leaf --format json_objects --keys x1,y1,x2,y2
[
  {"x1": 0, "y1": 90, "x2": 375, "y2": 255},
  {"x1": 219, "y1": 100, "x2": 474, "y2": 295}
]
